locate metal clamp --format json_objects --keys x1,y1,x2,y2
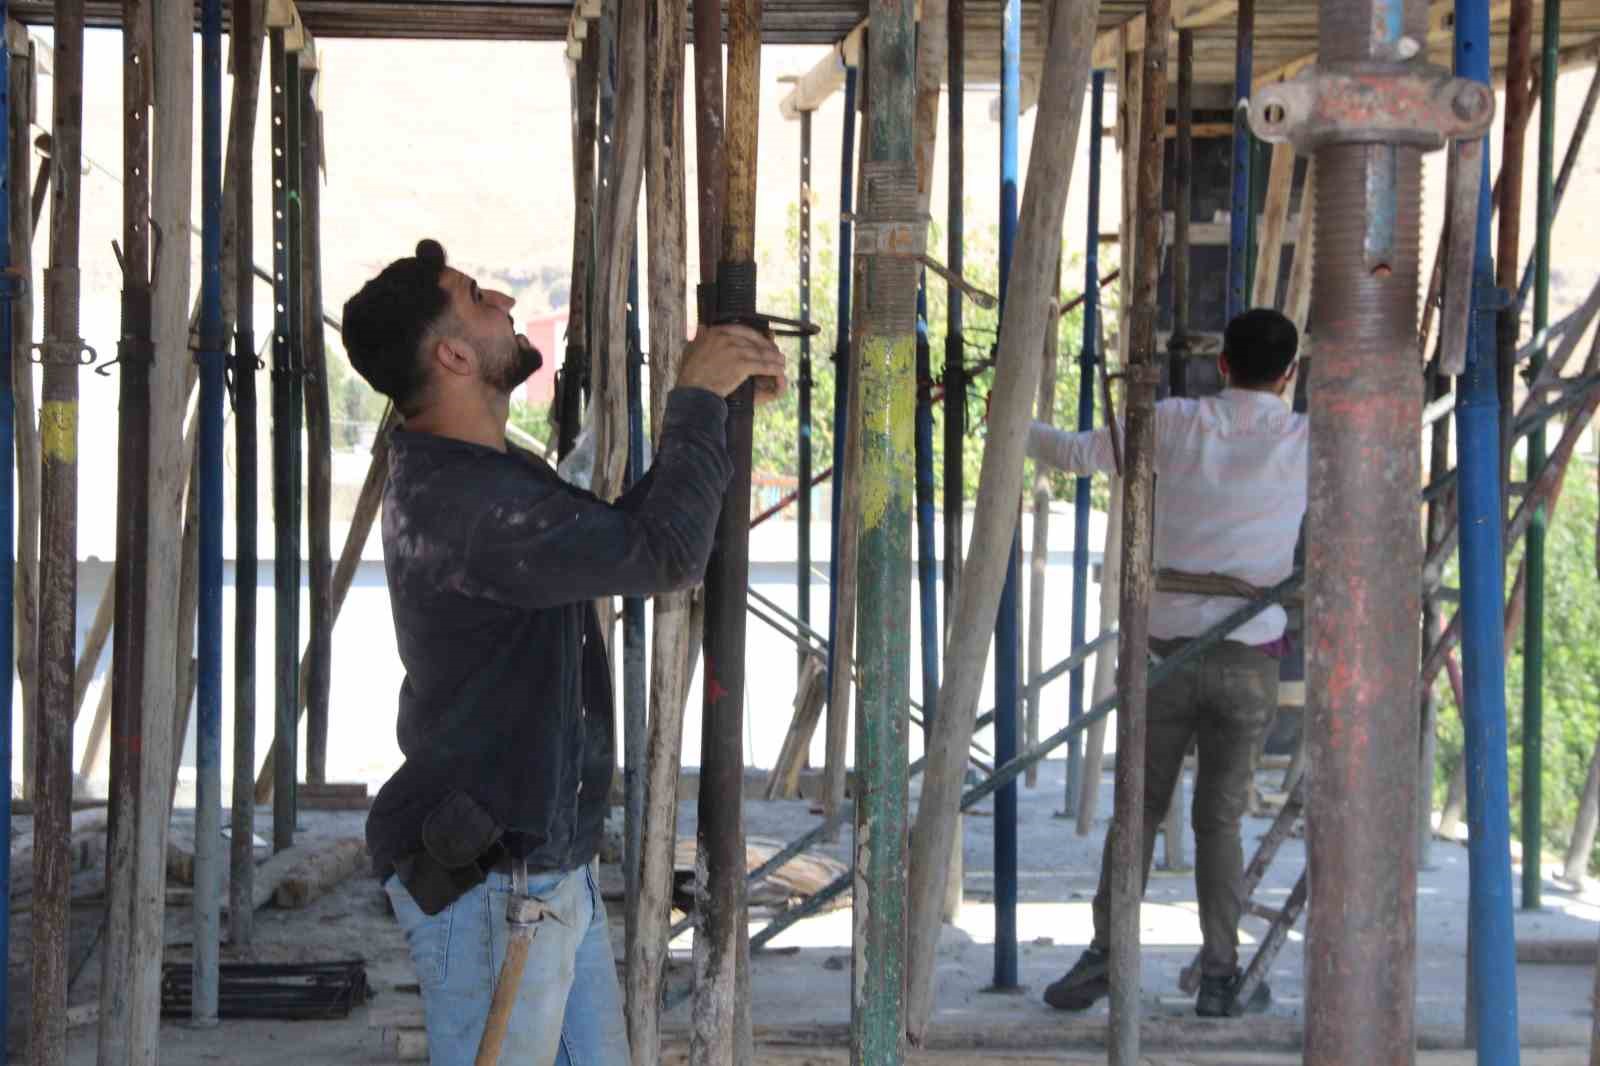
[
  {"x1": 852, "y1": 217, "x2": 928, "y2": 260},
  {"x1": 1249, "y1": 63, "x2": 1496, "y2": 150},
  {"x1": 32, "y1": 338, "x2": 97, "y2": 367},
  {"x1": 709, "y1": 310, "x2": 822, "y2": 340}
]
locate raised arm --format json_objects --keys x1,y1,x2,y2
[{"x1": 1026, "y1": 422, "x2": 1119, "y2": 477}]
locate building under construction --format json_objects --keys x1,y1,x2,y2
[{"x1": 6, "y1": 0, "x2": 1600, "y2": 1062}]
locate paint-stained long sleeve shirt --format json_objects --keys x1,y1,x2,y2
[
  {"x1": 366, "y1": 387, "x2": 733, "y2": 881},
  {"x1": 1026, "y1": 389, "x2": 1307, "y2": 645}
]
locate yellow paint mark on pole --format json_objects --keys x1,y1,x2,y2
[
  {"x1": 40, "y1": 401, "x2": 77, "y2": 464},
  {"x1": 859, "y1": 334, "x2": 916, "y2": 531}
]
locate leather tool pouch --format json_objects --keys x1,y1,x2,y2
[{"x1": 393, "y1": 790, "x2": 509, "y2": 916}]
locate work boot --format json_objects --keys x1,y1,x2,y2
[
  {"x1": 1043, "y1": 946, "x2": 1110, "y2": 1011},
  {"x1": 1195, "y1": 969, "x2": 1271, "y2": 1018}
]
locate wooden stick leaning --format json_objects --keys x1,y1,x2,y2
[
  {"x1": 904, "y1": 0, "x2": 1101, "y2": 1040},
  {"x1": 624, "y1": 0, "x2": 694, "y2": 1053}
]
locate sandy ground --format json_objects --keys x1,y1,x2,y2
[{"x1": 8, "y1": 758, "x2": 1595, "y2": 1064}]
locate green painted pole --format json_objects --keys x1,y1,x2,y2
[
  {"x1": 1522, "y1": 0, "x2": 1558, "y2": 911},
  {"x1": 850, "y1": 0, "x2": 918, "y2": 1058}
]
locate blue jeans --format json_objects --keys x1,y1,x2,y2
[{"x1": 385, "y1": 861, "x2": 630, "y2": 1066}]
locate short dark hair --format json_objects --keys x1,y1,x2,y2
[
  {"x1": 341, "y1": 239, "x2": 451, "y2": 414},
  {"x1": 1223, "y1": 308, "x2": 1299, "y2": 388}
]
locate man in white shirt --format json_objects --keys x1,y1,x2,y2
[{"x1": 1035, "y1": 308, "x2": 1306, "y2": 1018}]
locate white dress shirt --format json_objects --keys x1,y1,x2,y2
[{"x1": 1027, "y1": 388, "x2": 1308, "y2": 645}]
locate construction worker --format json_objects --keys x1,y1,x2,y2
[
  {"x1": 1033, "y1": 308, "x2": 1306, "y2": 1018},
  {"x1": 341, "y1": 239, "x2": 785, "y2": 1065}
]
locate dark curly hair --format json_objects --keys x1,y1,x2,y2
[
  {"x1": 1223, "y1": 308, "x2": 1299, "y2": 388},
  {"x1": 341, "y1": 239, "x2": 452, "y2": 415}
]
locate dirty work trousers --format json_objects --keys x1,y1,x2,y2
[
  {"x1": 386, "y1": 860, "x2": 630, "y2": 1066},
  {"x1": 1089, "y1": 637, "x2": 1278, "y2": 977}
]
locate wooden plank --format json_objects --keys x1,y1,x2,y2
[
  {"x1": 1250, "y1": 142, "x2": 1295, "y2": 311},
  {"x1": 127, "y1": 0, "x2": 195, "y2": 1052},
  {"x1": 904, "y1": 0, "x2": 1102, "y2": 1041},
  {"x1": 1282, "y1": 162, "x2": 1316, "y2": 332},
  {"x1": 763, "y1": 653, "x2": 827, "y2": 800},
  {"x1": 625, "y1": 0, "x2": 692, "y2": 1054},
  {"x1": 1173, "y1": 0, "x2": 1236, "y2": 30}
]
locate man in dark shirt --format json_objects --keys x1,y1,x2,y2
[{"x1": 340, "y1": 239, "x2": 784, "y2": 1066}]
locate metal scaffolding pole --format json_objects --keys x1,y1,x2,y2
[
  {"x1": 0, "y1": 0, "x2": 13, "y2": 1040},
  {"x1": 798, "y1": 108, "x2": 814, "y2": 681},
  {"x1": 269, "y1": 32, "x2": 301, "y2": 851},
  {"x1": 1227, "y1": 0, "x2": 1253, "y2": 321},
  {"x1": 1453, "y1": 0, "x2": 1522, "y2": 1056},
  {"x1": 943, "y1": 0, "x2": 964, "y2": 642},
  {"x1": 851, "y1": 0, "x2": 918, "y2": 1051},
  {"x1": 229, "y1": 0, "x2": 263, "y2": 949},
  {"x1": 1521, "y1": 0, "x2": 1558, "y2": 914},
  {"x1": 692, "y1": 0, "x2": 758, "y2": 1054},
  {"x1": 990, "y1": 0, "x2": 1022, "y2": 994},
  {"x1": 1242, "y1": 0, "x2": 1495, "y2": 1057},
  {"x1": 823, "y1": 66, "x2": 858, "y2": 836},
  {"x1": 915, "y1": 281, "x2": 939, "y2": 737},
  {"x1": 192, "y1": 0, "x2": 225, "y2": 1023},
  {"x1": 940, "y1": 0, "x2": 966, "y2": 919},
  {"x1": 1067, "y1": 69, "x2": 1104, "y2": 820}
]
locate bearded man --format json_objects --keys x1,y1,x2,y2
[{"x1": 341, "y1": 239, "x2": 784, "y2": 1065}]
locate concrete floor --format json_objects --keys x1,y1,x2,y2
[{"x1": 28, "y1": 759, "x2": 1600, "y2": 1063}]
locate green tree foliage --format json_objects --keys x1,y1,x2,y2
[
  {"x1": 1433, "y1": 447, "x2": 1600, "y2": 873},
  {"x1": 752, "y1": 202, "x2": 1111, "y2": 510}
]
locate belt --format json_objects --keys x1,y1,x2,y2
[{"x1": 1156, "y1": 568, "x2": 1304, "y2": 607}]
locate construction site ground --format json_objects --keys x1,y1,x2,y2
[{"x1": 18, "y1": 759, "x2": 1600, "y2": 1064}]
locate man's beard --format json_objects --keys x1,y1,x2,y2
[{"x1": 487, "y1": 335, "x2": 544, "y2": 395}]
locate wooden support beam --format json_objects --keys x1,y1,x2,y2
[
  {"x1": 1250, "y1": 142, "x2": 1295, "y2": 310},
  {"x1": 1174, "y1": 0, "x2": 1236, "y2": 29},
  {"x1": 300, "y1": 67, "x2": 330, "y2": 786},
  {"x1": 1108, "y1": 0, "x2": 1170, "y2": 1057},
  {"x1": 29, "y1": 0, "x2": 83, "y2": 1052},
  {"x1": 625, "y1": 0, "x2": 692, "y2": 1053},
  {"x1": 904, "y1": 0, "x2": 1102, "y2": 1040},
  {"x1": 123, "y1": 0, "x2": 193, "y2": 1052},
  {"x1": 588, "y1": 0, "x2": 644, "y2": 505},
  {"x1": 9, "y1": 35, "x2": 36, "y2": 801},
  {"x1": 558, "y1": 43, "x2": 596, "y2": 459}
]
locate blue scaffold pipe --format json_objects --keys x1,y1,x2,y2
[
  {"x1": 992, "y1": 0, "x2": 1022, "y2": 991},
  {"x1": 193, "y1": 0, "x2": 226, "y2": 1026},
  {"x1": 1453, "y1": 0, "x2": 1522, "y2": 1059}
]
